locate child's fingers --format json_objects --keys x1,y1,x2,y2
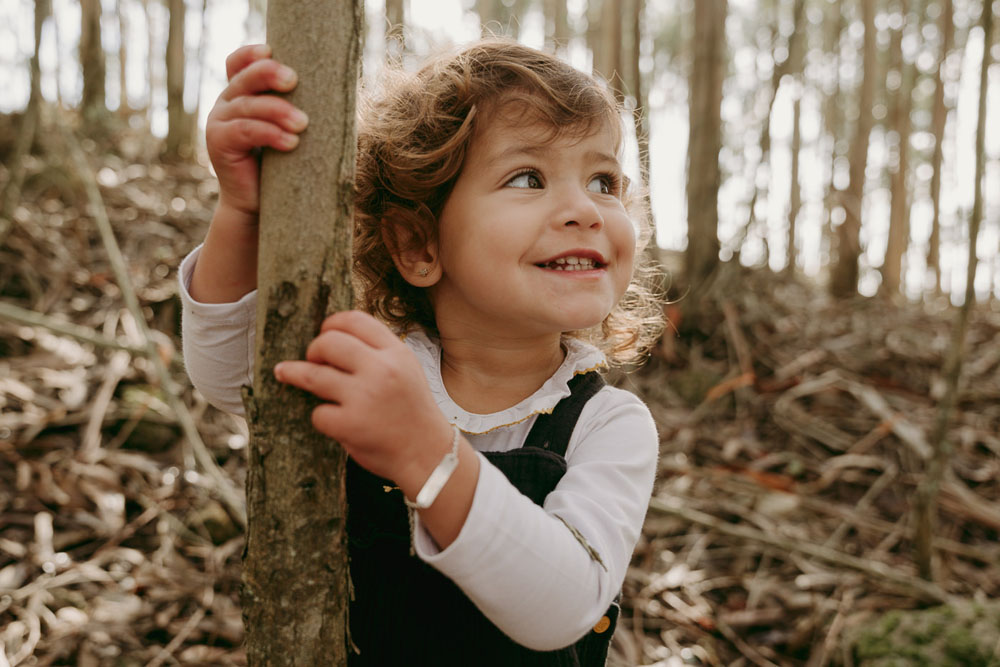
[
  {"x1": 318, "y1": 310, "x2": 400, "y2": 350},
  {"x1": 213, "y1": 94, "x2": 308, "y2": 134},
  {"x1": 225, "y1": 44, "x2": 271, "y2": 82},
  {"x1": 221, "y1": 58, "x2": 297, "y2": 102},
  {"x1": 207, "y1": 118, "x2": 300, "y2": 154},
  {"x1": 305, "y1": 330, "x2": 370, "y2": 372},
  {"x1": 274, "y1": 360, "x2": 345, "y2": 402}
]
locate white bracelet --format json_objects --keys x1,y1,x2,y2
[{"x1": 404, "y1": 424, "x2": 461, "y2": 510}]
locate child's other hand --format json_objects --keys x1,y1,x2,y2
[
  {"x1": 273, "y1": 312, "x2": 454, "y2": 485},
  {"x1": 205, "y1": 44, "x2": 309, "y2": 220}
]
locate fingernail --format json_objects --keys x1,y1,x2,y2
[
  {"x1": 278, "y1": 65, "x2": 297, "y2": 86},
  {"x1": 274, "y1": 362, "x2": 286, "y2": 379},
  {"x1": 281, "y1": 133, "x2": 299, "y2": 149},
  {"x1": 289, "y1": 109, "x2": 309, "y2": 131},
  {"x1": 254, "y1": 44, "x2": 271, "y2": 58}
]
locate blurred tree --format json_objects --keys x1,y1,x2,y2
[
  {"x1": 164, "y1": 0, "x2": 194, "y2": 158},
  {"x1": 881, "y1": 0, "x2": 918, "y2": 296},
  {"x1": 386, "y1": 0, "x2": 406, "y2": 64},
  {"x1": 543, "y1": 0, "x2": 571, "y2": 53},
  {"x1": 0, "y1": 0, "x2": 48, "y2": 244},
  {"x1": 734, "y1": 0, "x2": 806, "y2": 268},
  {"x1": 241, "y1": 0, "x2": 363, "y2": 662},
  {"x1": 913, "y1": 0, "x2": 991, "y2": 581},
  {"x1": 80, "y1": 0, "x2": 107, "y2": 121},
  {"x1": 830, "y1": 0, "x2": 877, "y2": 298},
  {"x1": 117, "y1": 0, "x2": 129, "y2": 114},
  {"x1": 595, "y1": 0, "x2": 625, "y2": 102},
  {"x1": 820, "y1": 5, "x2": 846, "y2": 270},
  {"x1": 684, "y1": 0, "x2": 726, "y2": 301},
  {"x1": 926, "y1": 0, "x2": 954, "y2": 296},
  {"x1": 477, "y1": 0, "x2": 529, "y2": 38},
  {"x1": 786, "y1": 93, "x2": 801, "y2": 276},
  {"x1": 144, "y1": 0, "x2": 154, "y2": 121}
]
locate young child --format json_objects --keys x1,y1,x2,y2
[{"x1": 180, "y1": 39, "x2": 663, "y2": 665}]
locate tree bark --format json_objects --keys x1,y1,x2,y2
[
  {"x1": 830, "y1": 0, "x2": 877, "y2": 298},
  {"x1": 880, "y1": 0, "x2": 916, "y2": 296},
  {"x1": 80, "y1": 0, "x2": 106, "y2": 121},
  {"x1": 164, "y1": 0, "x2": 191, "y2": 158},
  {"x1": 912, "y1": 0, "x2": 991, "y2": 581},
  {"x1": 684, "y1": 0, "x2": 727, "y2": 294},
  {"x1": 926, "y1": 0, "x2": 954, "y2": 296},
  {"x1": 241, "y1": 1, "x2": 363, "y2": 664}
]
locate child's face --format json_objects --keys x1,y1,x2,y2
[{"x1": 427, "y1": 109, "x2": 636, "y2": 340}]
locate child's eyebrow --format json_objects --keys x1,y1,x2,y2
[{"x1": 489, "y1": 144, "x2": 621, "y2": 168}]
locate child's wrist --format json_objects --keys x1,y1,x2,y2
[
  {"x1": 215, "y1": 197, "x2": 260, "y2": 228},
  {"x1": 394, "y1": 421, "x2": 462, "y2": 502}
]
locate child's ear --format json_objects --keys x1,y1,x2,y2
[{"x1": 382, "y1": 220, "x2": 441, "y2": 286}]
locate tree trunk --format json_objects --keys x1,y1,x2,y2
[
  {"x1": 684, "y1": 0, "x2": 726, "y2": 293},
  {"x1": 730, "y1": 0, "x2": 805, "y2": 265},
  {"x1": 820, "y1": 5, "x2": 845, "y2": 271},
  {"x1": 830, "y1": 0, "x2": 877, "y2": 298},
  {"x1": 118, "y1": 0, "x2": 129, "y2": 114},
  {"x1": 880, "y1": 0, "x2": 916, "y2": 296},
  {"x1": 164, "y1": 0, "x2": 191, "y2": 158},
  {"x1": 926, "y1": 0, "x2": 954, "y2": 296},
  {"x1": 385, "y1": 0, "x2": 405, "y2": 63},
  {"x1": 80, "y1": 0, "x2": 106, "y2": 121},
  {"x1": 543, "y1": 0, "x2": 571, "y2": 53},
  {"x1": 241, "y1": 1, "x2": 363, "y2": 664},
  {"x1": 0, "y1": 0, "x2": 47, "y2": 244},
  {"x1": 144, "y1": 0, "x2": 154, "y2": 123},
  {"x1": 912, "y1": 0, "x2": 991, "y2": 581},
  {"x1": 786, "y1": 93, "x2": 802, "y2": 276},
  {"x1": 477, "y1": 0, "x2": 505, "y2": 36},
  {"x1": 594, "y1": 0, "x2": 624, "y2": 101}
]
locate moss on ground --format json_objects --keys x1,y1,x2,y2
[{"x1": 848, "y1": 600, "x2": 1000, "y2": 667}]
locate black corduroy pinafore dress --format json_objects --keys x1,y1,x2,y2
[{"x1": 346, "y1": 371, "x2": 620, "y2": 666}]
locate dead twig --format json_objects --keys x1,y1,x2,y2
[
  {"x1": 56, "y1": 118, "x2": 245, "y2": 528},
  {"x1": 648, "y1": 496, "x2": 952, "y2": 604}
]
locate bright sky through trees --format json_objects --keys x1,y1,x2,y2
[{"x1": 1, "y1": 0, "x2": 997, "y2": 300}]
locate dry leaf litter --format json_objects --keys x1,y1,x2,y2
[{"x1": 1, "y1": 113, "x2": 998, "y2": 666}]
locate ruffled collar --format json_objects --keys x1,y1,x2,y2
[{"x1": 404, "y1": 330, "x2": 607, "y2": 434}]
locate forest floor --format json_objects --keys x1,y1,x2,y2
[{"x1": 1, "y1": 111, "x2": 998, "y2": 667}]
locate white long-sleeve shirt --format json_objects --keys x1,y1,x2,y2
[{"x1": 178, "y1": 247, "x2": 657, "y2": 650}]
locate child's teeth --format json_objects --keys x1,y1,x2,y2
[{"x1": 548, "y1": 257, "x2": 595, "y2": 270}]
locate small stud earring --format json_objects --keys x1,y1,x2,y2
[{"x1": 417, "y1": 267, "x2": 430, "y2": 277}]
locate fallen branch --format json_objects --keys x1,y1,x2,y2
[
  {"x1": 56, "y1": 119, "x2": 245, "y2": 527},
  {"x1": 648, "y1": 495, "x2": 952, "y2": 604}
]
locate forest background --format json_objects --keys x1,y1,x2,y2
[{"x1": 0, "y1": 0, "x2": 998, "y2": 665}]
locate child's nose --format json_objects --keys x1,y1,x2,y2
[{"x1": 556, "y1": 187, "x2": 604, "y2": 231}]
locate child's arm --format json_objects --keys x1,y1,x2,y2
[
  {"x1": 277, "y1": 322, "x2": 657, "y2": 650},
  {"x1": 411, "y1": 391, "x2": 657, "y2": 650},
  {"x1": 180, "y1": 45, "x2": 307, "y2": 412},
  {"x1": 189, "y1": 44, "x2": 308, "y2": 304}
]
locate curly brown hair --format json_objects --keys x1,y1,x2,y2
[{"x1": 353, "y1": 39, "x2": 663, "y2": 364}]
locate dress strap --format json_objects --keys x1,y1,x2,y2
[{"x1": 522, "y1": 371, "x2": 606, "y2": 457}]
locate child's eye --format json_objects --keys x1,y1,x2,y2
[
  {"x1": 507, "y1": 171, "x2": 543, "y2": 189},
  {"x1": 587, "y1": 174, "x2": 619, "y2": 195}
]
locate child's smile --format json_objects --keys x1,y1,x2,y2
[{"x1": 428, "y1": 108, "x2": 636, "y2": 341}]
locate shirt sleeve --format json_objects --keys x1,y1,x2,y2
[
  {"x1": 412, "y1": 387, "x2": 657, "y2": 651},
  {"x1": 178, "y1": 245, "x2": 257, "y2": 415}
]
